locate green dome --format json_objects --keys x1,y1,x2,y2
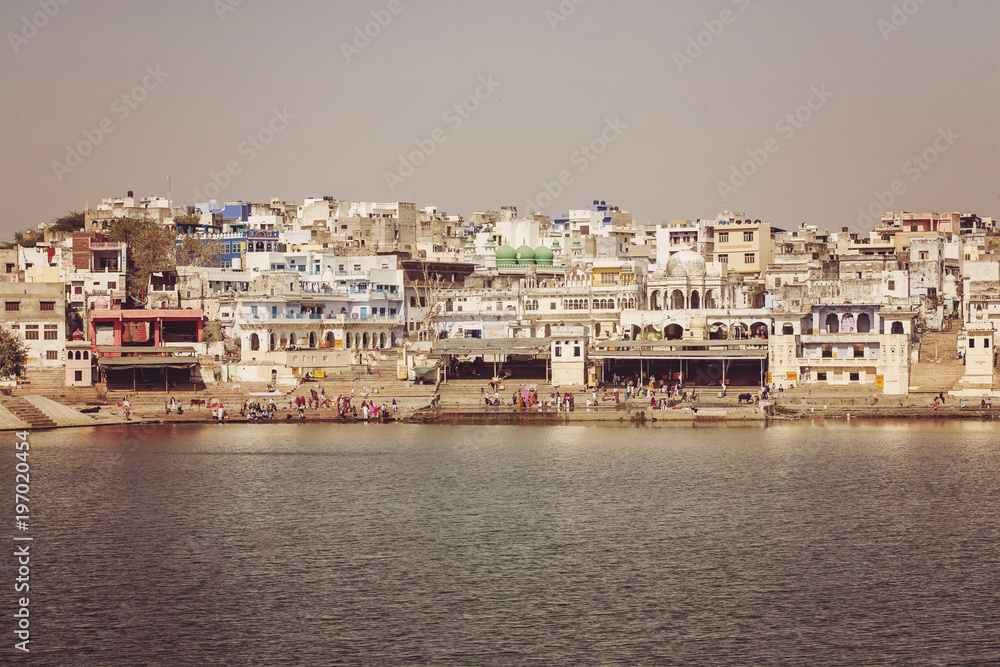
[
  {"x1": 535, "y1": 245, "x2": 554, "y2": 267},
  {"x1": 486, "y1": 236, "x2": 496, "y2": 244},
  {"x1": 572, "y1": 238, "x2": 582, "y2": 246},
  {"x1": 516, "y1": 244, "x2": 536, "y2": 265},
  {"x1": 496, "y1": 244, "x2": 517, "y2": 268},
  {"x1": 552, "y1": 239, "x2": 561, "y2": 248},
  {"x1": 465, "y1": 236, "x2": 475, "y2": 245}
]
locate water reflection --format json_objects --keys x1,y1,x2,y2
[{"x1": 15, "y1": 423, "x2": 1000, "y2": 665}]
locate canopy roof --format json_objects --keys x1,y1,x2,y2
[{"x1": 97, "y1": 356, "x2": 199, "y2": 369}]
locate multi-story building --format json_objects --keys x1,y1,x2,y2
[
  {"x1": 0, "y1": 283, "x2": 67, "y2": 370},
  {"x1": 711, "y1": 216, "x2": 773, "y2": 275},
  {"x1": 769, "y1": 304, "x2": 916, "y2": 393}
]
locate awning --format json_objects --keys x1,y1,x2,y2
[
  {"x1": 412, "y1": 366, "x2": 438, "y2": 376},
  {"x1": 97, "y1": 356, "x2": 198, "y2": 370},
  {"x1": 96, "y1": 346, "x2": 197, "y2": 355}
]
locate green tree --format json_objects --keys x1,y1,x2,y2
[
  {"x1": 12, "y1": 229, "x2": 42, "y2": 247},
  {"x1": 48, "y1": 211, "x2": 85, "y2": 233},
  {"x1": 106, "y1": 217, "x2": 177, "y2": 307},
  {"x1": 176, "y1": 235, "x2": 223, "y2": 267},
  {"x1": 0, "y1": 328, "x2": 28, "y2": 380}
]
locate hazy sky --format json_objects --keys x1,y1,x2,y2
[{"x1": 3, "y1": 0, "x2": 998, "y2": 238}]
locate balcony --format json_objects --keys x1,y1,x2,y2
[
  {"x1": 90, "y1": 241, "x2": 124, "y2": 250},
  {"x1": 800, "y1": 333, "x2": 882, "y2": 344}
]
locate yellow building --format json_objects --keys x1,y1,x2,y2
[
  {"x1": 590, "y1": 261, "x2": 637, "y2": 287},
  {"x1": 712, "y1": 220, "x2": 773, "y2": 275}
]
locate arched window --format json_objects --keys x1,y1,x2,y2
[
  {"x1": 690, "y1": 290, "x2": 700, "y2": 309},
  {"x1": 362, "y1": 332, "x2": 369, "y2": 348},
  {"x1": 782, "y1": 323, "x2": 794, "y2": 335},
  {"x1": 250, "y1": 333, "x2": 260, "y2": 351},
  {"x1": 288, "y1": 333, "x2": 296, "y2": 346},
  {"x1": 82, "y1": 351, "x2": 89, "y2": 360},
  {"x1": 345, "y1": 333, "x2": 352, "y2": 348},
  {"x1": 857, "y1": 313, "x2": 871, "y2": 333},
  {"x1": 269, "y1": 333, "x2": 276, "y2": 350},
  {"x1": 671, "y1": 290, "x2": 684, "y2": 310},
  {"x1": 891, "y1": 321, "x2": 904, "y2": 335},
  {"x1": 308, "y1": 332, "x2": 316, "y2": 348},
  {"x1": 826, "y1": 313, "x2": 839, "y2": 334},
  {"x1": 841, "y1": 313, "x2": 855, "y2": 333}
]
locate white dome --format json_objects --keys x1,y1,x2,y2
[{"x1": 666, "y1": 250, "x2": 706, "y2": 278}]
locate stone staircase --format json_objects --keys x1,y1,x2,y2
[
  {"x1": 909, "y1": 330, "x2": 965, "y2": 394},
  {"x1": 282, "y1": 374, "x2": 437, "y2": 412},
  {"x1": 14, "y1": 370, "x2": 101, "y2": 405},
  {"x1": 0, "y1": 397, "x2": 57, "y2": 429}
]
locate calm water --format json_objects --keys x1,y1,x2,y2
[{"x1": 3, "y1": 421, "x2": 1000, "y2": 665}]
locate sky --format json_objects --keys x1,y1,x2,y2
[{"x1": 2, "y1": 0, "x2": 998, "y2": 239}]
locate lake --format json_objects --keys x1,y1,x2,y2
[{"x1": 5, "y1": 421, "x2": 1000, "y2": 665}]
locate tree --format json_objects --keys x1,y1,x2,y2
[
  {"x1": 11, "y1": 229, "x2": 42, "y2": 247},
  {"x1": 177, "y1": 235, "x2": 223, "y2": 267},
  {"x1": 0, "y1": 328, "x2": 28, "y2": 380},
  {"x1": 47, "y1": 211, "x2": 85, "y2": 233},
  {"x1": 404, "y1": 261, "x2": 451, "y2": 341},
  {"x1": 106, "y1": 217, "x2": 177, "y2": 307}
]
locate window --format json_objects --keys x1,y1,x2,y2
[
  {"x1": 573, "y1": 346, "x2": 581, "y2": 357},
  {"x1": 74, "y1": 370, "x2": 83, "y2": 382},
  {"x1": 25, "y1": 325, "x2": 38, "y2": 340},
  {"x1": 108, "y1": 282, "x2": 116, "y2": 290},
  {"x1": 717, "y1": 254, "x2": 728, "y2": 264},
  {"x1": 718, "y1": 232, "x2": 729, "y2": 243},
  {"x1": 849, "y1": 372, "x2": 860, "y2": 381},
  {"x1": 74, "y1": 286, "x2": 83, "y2": 295},
  {"x1": 550, "y1": 302, "x2": 556, "y2": 310},
  {"x1": 40, "y1": 301, "x2": 55, "y2": 311},
  {"x1": 5, "y1": 302, "x2": 19, "y2": 312},
  {"x1": 918, "y1": 251, "x2": 929, "y2": 260},
  {"x1": 44, "y1": 325, "x2": 58, "y2": 340},
  {"x1": 817, "y1": 372, "x2": 828, "y2": 381},
  {"x1": 969, "y1": 338, "x2": 975, "y2": 348},
  {"x1": 774, "y1": 277, "x2": 781, "y2": 288},
  {"x1": 888, "y1": 280, "x2": 895, "y2": 290},
  {"x1": 46, "y1": 350, "x2": 58, "y2": 360},
  {"x1": 744, "y1": 253, "x2": 755, "y2": 264},
  {"x1": 743, "y1": 231, "x2": 753, "y2": 242}
]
